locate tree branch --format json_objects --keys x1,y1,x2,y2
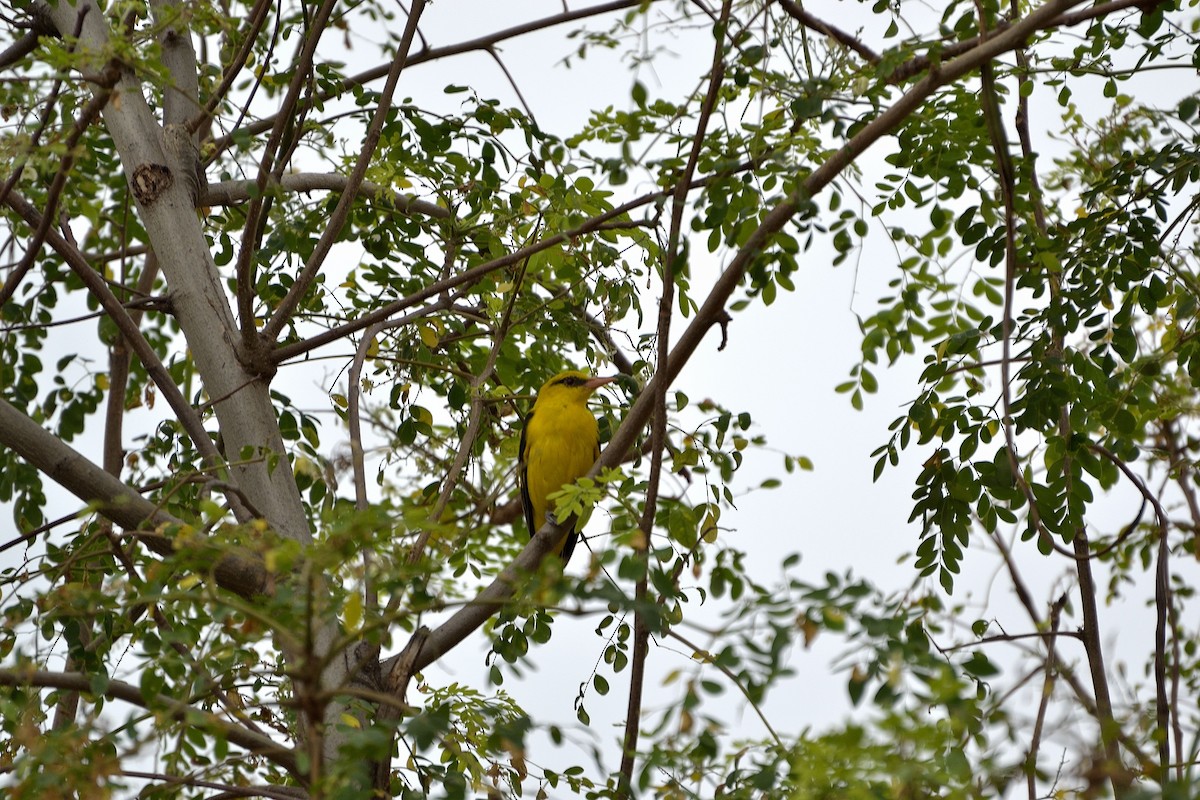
[
  {"x1": 0, "y1": 397, "x2": 266, "y2": 598},
  {"x1": 775, "y1": 0, "x2": 880, "y2": 64},
  {"x1": 399, "y1": 0, "x2": 1093, "y2": 682},
  {"x1": 207, "y1": 0, "x2": 661, "y2": 160},
  {"x1": 619, "y1": 1, "x2": 730, "y2": 792},
  {"x1": 0, "y1": 669, "x2": 299, "y2": 779},
  {"x1": 202, "y1": 173, "x2": 451, "y2": 220},
  {"x1": 261, "y1": 0, "x2": 427, "y2": 342},
  {"x1": 230, "y1": 0, "x2": 339, "y2": 345}
]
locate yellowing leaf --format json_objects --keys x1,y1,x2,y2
[
  {"x1": 629, "y1": 528, "x2": 648, "y2": 549},
  {"x1": 419, "y1": 325, "x2": 439, "y2": 348},
  {"x1": 340, "y1": 713, "x2": 361, "y2": 729},
  {"x1": 800, "y1": 617, "x2": 819, "y2": 648},
  {"x1": 343, "y1": 591, "x2": 363, "y2": 633},
  {"x1": 95, "y1": 373, "x2": 109, "y2": 391},
  {"x1": 293, "y1": 455, "x2": 320, "y2": 478}
]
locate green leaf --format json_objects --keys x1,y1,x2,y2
[{"x1": 631, "y1": 80, "x2": 647, "y2": 107}]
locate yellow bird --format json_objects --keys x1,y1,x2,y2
[{"x1": 520, "y1": 369, "x2": 616, "y2": 564}]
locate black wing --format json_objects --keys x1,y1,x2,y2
[{"x1": 519, "y1": 410, "x2": 535, "y2": 540}]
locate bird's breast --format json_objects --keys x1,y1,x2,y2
[{"x1": 525, "y1": 404, "x2": 600, "y2": 528}]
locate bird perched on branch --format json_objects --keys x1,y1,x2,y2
[{"x1": 520, "y1": 369, "x2": 616, "y2": 564}]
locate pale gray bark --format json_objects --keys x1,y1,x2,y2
[{"x1": 44, "y1": 0, "x2": 355, "y2": 779}]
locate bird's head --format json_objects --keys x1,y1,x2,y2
[{"x1": 534, "y1": 369, "x2": 616, "y2": 409}]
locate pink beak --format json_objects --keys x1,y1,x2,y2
[{"x1": 584, "y1": 375, "x2": 617, "y2": 391}]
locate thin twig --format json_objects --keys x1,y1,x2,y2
[
  {"x1": 976, "y1": 8, "x2": 1043, "y2": 547},
  {"x1": 666, "y1": 628, "x2": 783, "y2": 746},
  {"x1": 232, "y1": 0, "x2": 340, "y2": 343},
  {"x1": 407, "y1": 243, "x2": 522, "y2": 564},
  {"x1": 3, "y1": 191, "x2": 239, "y2": 517},
  {"x1": 262, "y1": 0, "x2": 428, "y2": 343},
  {"x1": 0, "y1": 669, "x2": 299, "y2": 778},
  {"x1": 774, "y1": 0, "x2": 880, "y2": 64},
  {"x1": 619, "y1": 2, "x2": 730, "y2": 792},
  {"x1": 940, "y1": 628, "x2": 1081, "y2": 652},
  {"x1": 1087, "y1": 441, "x2": 1173, "y2": 781},
  {"x1": 348, "y1": 321, "x2": 385, "y2": 613},
  {"x1": 120, "y1": 771, "x2": 306, "y2": 800},
  {"x1": 1026, "y1": 594, "x2": 1067, "y2": 799},
  {"x1": 1160, "y1": 418, "x2": 1200, "y2": 560},
  {"x1": 207, "y1": 0, "x2": 661, "y2": 160}
]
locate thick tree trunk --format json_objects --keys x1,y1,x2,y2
[{"x1": 45, "y1": 0, "x2": 357, "y2": 781}]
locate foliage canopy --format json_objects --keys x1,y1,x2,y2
[{"x1": 0, "y1": 0, "x2": 1198, "y2": 797}]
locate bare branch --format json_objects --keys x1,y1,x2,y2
[
  {"x1": 202, "y1": 173, "x2": 451, "y2": 220},
  {"x1": 0, "y1": 31, "x2": 43, "y2": 71},
  {"x1": 1026, "y1": 595, "x2": 1068, "y2": 800},
  {"x1": 120, "y1": 771, "x2": 307, "y2": 800}
]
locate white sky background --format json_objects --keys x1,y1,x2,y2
[{"x1": 3, "y1": 0, "x2": 1199, "y2": 795}]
